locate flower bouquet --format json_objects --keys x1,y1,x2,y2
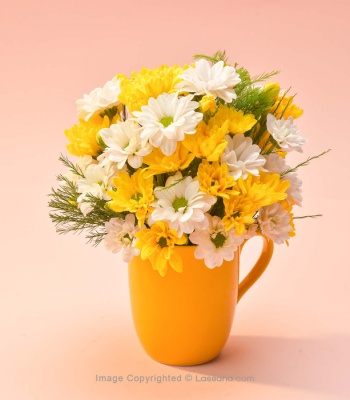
[
  {"x1": 49, "y1": 50, "x2": 328, "y2": 365},
  {"x1": 49, "y1": 50, "x2": 325, "y2": 275}
]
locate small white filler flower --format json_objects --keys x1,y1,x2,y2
[
  {"x1": 104, "y1": 214, "x2": 140, "y2": 262},
  {"x1": 257, "y1": 203, "x2": 292, "y2": 245},
  {"x1": 190, "y1": 215, "x2": 245, "y2": 269},
  {"x1": 76, "y1": 163, "x2": 117, "y2": 216}
]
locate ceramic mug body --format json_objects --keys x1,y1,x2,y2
[
  {"x1": 128, "y1": 238, "x2": 273, "y2": 366},
  {"x1": 128, "y1": 246, "x2": 239, "y2": 366}
]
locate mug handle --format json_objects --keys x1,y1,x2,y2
[{"x1": 237, "y1": 234, "x2": 274, "y2": 303}]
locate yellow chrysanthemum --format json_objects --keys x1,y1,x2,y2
[
  {"x1": 118, "y1": 65, "x2": 183, "y2": 113},
  {"x1": 264, "y1": 82, "x2": 281, "y2": 104},
  {"x1": 265, "y1": 82, "x2": 303, "y2": 120},
  {"x1": 182, "y1": 120, "x2": 229, "y2": 161},
  {"x1": 197, "y1": 161, "x2": 238, "y2": 199},
  {"x1": 143, "y1": 143, "x2": 195, "y2": 178},
  {"x1": 135, "y1": 221, "x2": 188, "y2": 277},
  {"x1": 64, "y1": 115, "x2": 110, "y2": 157},
  {"x1": 107, "y1": 169, "x2": 154, "y2": 227},
  {"x1": 271, "y1": 96, "x2": 303, "y2": 120},
  {"x1": 199, "y1": 94, "x2": 217, "y2": 113},
  {"x1": 222, "y1": 172, "x2": 290, "y2": 234},
  {"x1": 209, "y1": 104, "x2": 257, "y2": 135}
]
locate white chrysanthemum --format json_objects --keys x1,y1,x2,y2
[
  {"x1": 133, "y1": 93, "x2": 202, "y2": 156},
  {"x1": 175, "y1": 59, "x2": 241, "y2": 102},
  {"x1": 104, "y1": 214, "x2": 140, "y2": 262},
  {"x1": 98, "y1": 120, "x2": 152, "y2": 169},
  {"x1": 258, "y1": 203, "x2": 292, "y2": 245},
  {"x1": 221, "y1": 135, "x2": 266, "y2": 180},
  {"x1": 285, "y1": 173, "x2": 303, "y2": 207},
  {"x1": 190, "y1": 215, "x2": 244, "y2": 269},
  {"x1": 76, "y1": 77, "x2": 121, "y2": 121},
  {"x1": 264, "y1": 154, "x2": 303, "y2": 206},
  {"x1": 266, "y1": 114, "x2": 306, "y2": 153},
  {"x1": 151, "y1": 172, "x2": 216, "y2": 236},
  {"x1": 76, "y1": 163, "x2": 117, "y2": 216},
  {"x1": 264, "y1": 153, "x2": 288, "y2": 174},
  {"x1": 62, "y1": 155, "x2": 97, "y2": 185},
  {"x1": 242, "y1": 223, "x2": 258, "y2": 240}
]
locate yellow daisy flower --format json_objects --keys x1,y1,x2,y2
[
  {"x1": 107, "y1": 169, "x2": 154, "y2": 227},
  {"x1": 265, "y1": 82, "x2": 303, "y2": 120},
  {"x1": 143, "y1": 143, "x2": 195, "y2": 178},
  {"x1": 135, "y1": 221, "x2": 188, "y2": 277},
  {"x1": 209, "y1": 104, "x2": 257, "y2": 134},
  {"x1": 222, "y1": 172, "x2": 290, "y2": 233},
  {"x1": 199, "y1": 94, "x2": 217, "y2": 113},
  {"x1": 182, "y1": 120, "x2": 229, "y2": 161},
  {"x1": 64, "y1": 115, "x2": 110, "y2": 157},
  {"x1": 197, "y1": 160, "x2": 238, "y2": 199},
  {"x1": 118, "y1": 65, "x2": 183, "y2": 113}
]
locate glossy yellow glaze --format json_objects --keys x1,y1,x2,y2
[{"x1": 128, "y1": 235, "x2": 274, "y2": 366}]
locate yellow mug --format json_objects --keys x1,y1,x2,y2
[{"x1": 128, "y1": 235, "x2": 274, "y2": 366}]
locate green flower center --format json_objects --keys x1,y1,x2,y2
[
  {"x1": 210, "y1": 232, "x2": 227, "y2": 248},
  {"x1": 173, "y1": 197, "x2": 188, "y2": 212},
  {"x1": 131, "y1": 193, "x2": 143, "y2": 202},
  {"x1": 158, "y1": 237, "x2": 168, "y2": 248},
  {"x1": 160, "y1": 116, "x2": 174, "y2": 128},
  {"x1": 123, "y1": 233, "x2": 132, "y2": 241}
]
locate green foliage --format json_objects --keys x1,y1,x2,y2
[
  {"x1": 193, "y1": 50, "x2": 228, "y2": 64},
  {"x1": 232, "y1": 84, "x2": 279, "y2": 120},
  {"x1": 100, "y1": 106, "x2": 118, "y2": 121},
  {"x1": 181, "y1": 157, "x2": 202, "y2": 179},
  {"x1": 234, "y1": 67, "x2": 251, "y2": 96},
  {"x1": 281, "y1": 149, "x2": 331, "y2": 176},
  {"x1": 48, "y1": 170, "x2": 123, "y2": 246},
  {"x1": 59, "y1": 154, "x2": 84, "y2": 177},
  {"x1": 251, "y1": 70, "x2": 280, "y2": 84}
]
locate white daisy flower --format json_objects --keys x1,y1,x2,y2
[
  {"x1": 104, "y1": 214, "x2": 140, "y2": 262},
  {"x1": 266, "y1": 113, "x2": 307, "y2": 153},
  {"x1": 264, "y1": 153, "x2": 287, "y2": 174},
  {"x1": 61, "y1": 155, "x2": 97, "y2": 185},
  {"x1": 151, "y1": 172, "x2": 216, "y2": 236},
  {"x1": 242, "y1": 223, "x2": 258, "y2": 240},
  {"x1": 257, "y1": 203, "x2": 292, "y2": 245},
  {"x1": 76, "y1": 77, "x2": 121, "y2": 121},
  {"x1": 190, "y1": 215, "x2": 244, "y2": 269},
  {"x1": 264, "y1": 154, "x2": 303, "y2": 206},
  {"x1": 133, "y1": 93, "x2": 202, "y2": 156},
  {"x1": 176, "y1": 59, "x2": 241, "y2": 102},
  {"x1": 98, "y1": 120, "x2": 152, "y2": 169},
  {"x1": 221, "y1": 134, "x2": 266, "y2": 180},
  {"x1": 76, "y1": 163, "x2": 117, "y2": 216}
]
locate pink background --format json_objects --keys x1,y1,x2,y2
[{"x1": 1, "y1": 0, "x2": 349, "y2": 399}]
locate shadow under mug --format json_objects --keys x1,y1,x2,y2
[{"x1": 128, "y1": 234, "x2": 274, "y2": 366}]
